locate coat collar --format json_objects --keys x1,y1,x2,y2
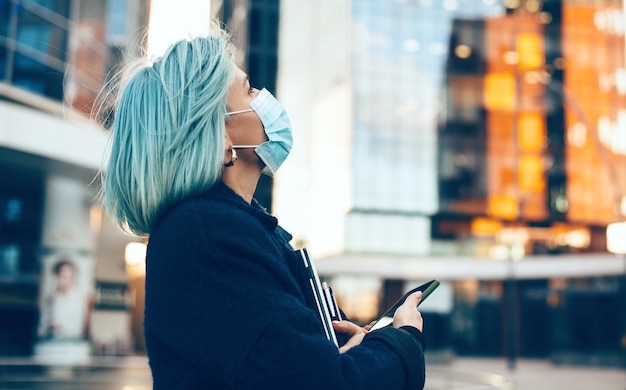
[{"x1": 205, "y1": 181, "x2": 279, "y2": 230}]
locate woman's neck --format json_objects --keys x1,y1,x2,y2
[{"x1": 221, "y1": 167, "x2": 261, "y2": 204}]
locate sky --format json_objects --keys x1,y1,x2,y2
[{"x1": 146, "y1": 0, "x2": 212, "y2": 59}]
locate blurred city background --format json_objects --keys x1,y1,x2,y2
[{"x1": 1, "y1": 0, "x2": 626, "y2": 388}]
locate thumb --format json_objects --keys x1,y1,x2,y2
[{"x1": 402, "y1": 291, "x2": 422, "y2": 308}]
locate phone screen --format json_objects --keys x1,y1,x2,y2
[{"x1": 369, "y1": 279, "x2": 440, "y2": 331}]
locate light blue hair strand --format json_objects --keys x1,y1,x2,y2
[{"x1": 101, "y1": 31, "x2": 236, "y2": 236}]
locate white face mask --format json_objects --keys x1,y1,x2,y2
[{"x1": 225, "y1": 88, "x2": 293, "y2": 176}]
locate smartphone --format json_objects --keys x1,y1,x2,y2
[{"x1": 369, "y1": 279, "x2": 440, "y2": 331}]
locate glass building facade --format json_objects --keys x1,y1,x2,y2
[
  {"x1": 0, "y1": 0, "x2": 146, "y2": 357},
  {"x1": 337, "y1": 0, "x2": 626, "y2": 360},
  {"x1": 352, "y1": 0, "x2": 503, "y2": 214},
  {"x1": 349, "y1": 0, "x2": 626, "y2": 255},
  {"x1": 0, "y1": 0, "x2": 71, "y2": 101},
  {"x1": 0, "y1": 0, "x2": 74, "y2": 356}
]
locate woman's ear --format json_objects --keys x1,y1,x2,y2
[{"x1": 224, "y1": 134, "x2": 236, "y2": 166}]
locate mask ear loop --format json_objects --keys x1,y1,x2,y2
[
  {"x1": 224, "y1": 108, "x2": 254, "y2": 116},
  {"x1": 224, "y1": 148, "x2": 238, "y2": 167}
]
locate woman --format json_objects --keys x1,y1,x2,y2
[{"x1": 101, "y1": 26, "x2": 426, "y2": 389}]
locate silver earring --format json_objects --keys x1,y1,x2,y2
[{"x1": 224, "y1": 149, "x2": 238, "y2": 167}]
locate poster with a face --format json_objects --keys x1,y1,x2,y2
[{"x1": 38, "y1": 254, "x2": 93, "y2": 340}]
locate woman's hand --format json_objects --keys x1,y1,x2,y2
[
  {"x1": 392, "y1": 291, "x2": 423, "y2": 331},
  {"x1": 362, "y1": 320, "x2": 377, "y2": 332},
  {"x1": 332, "y1": 320, "x2": 367, "y2": 353},
  {"x1": 333, "y1": 292, "x2": 423, "y2": 354}
]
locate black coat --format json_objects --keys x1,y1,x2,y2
[{"x1": 145, "y1": 181, "x2": 425, "y2": 389}]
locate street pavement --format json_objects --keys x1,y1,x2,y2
[
  {"x1": 0, "y1": 356, "x2": 151, "y2": 390},
  {"x1": 0, "y1": 355, "x2": 624, "y2": 389},
  {"x1": 428, "y1": 357, "x2": 626, "y2": 390}
]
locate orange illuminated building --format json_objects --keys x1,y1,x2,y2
[
  {"x1": 432, "y1": 2, "x2": 626, "y2": 358},
  {"x1": 562, "y1": 3, "x2": 626, "y2": 225},
  {"x1": 484, "y1": 13, "x2": 547, "y2": 222},
  {"x1": 439, "y1": 1, "x2": 626, "y2": 253}
]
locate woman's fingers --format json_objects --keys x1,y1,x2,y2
[
  {"x1": 392, "y1": 291, "x2": 424, "y2": 331},
  {"x1": 403, "y1": 291, "x2": 423, "y2": 307},
  {"x1": 332, "y1": 320, "x2": 367, "y2": 354},
  {"x1": 338, "y1": 331, "x2": 365, "y2": 354},
  {"x1": 362, "y1": 320, "x2": 377, "y2": 332},
  {"x1": 332, "y1": 320, "x2": 365, "y2": 335}
]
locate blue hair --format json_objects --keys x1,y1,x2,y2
[{"x1": 102, "y1": 33, "x2": 236, "y2": 236}]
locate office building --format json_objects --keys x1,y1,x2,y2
[
  {"x1": 276, "y1": 0, "x2": 626, "y2": 361},
  {"x1": 0, "y1": 0, "x2": 147, "y2": 359},
  {"x1": 2, "y1": 0, "x2": 625, "y2": 364}
]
